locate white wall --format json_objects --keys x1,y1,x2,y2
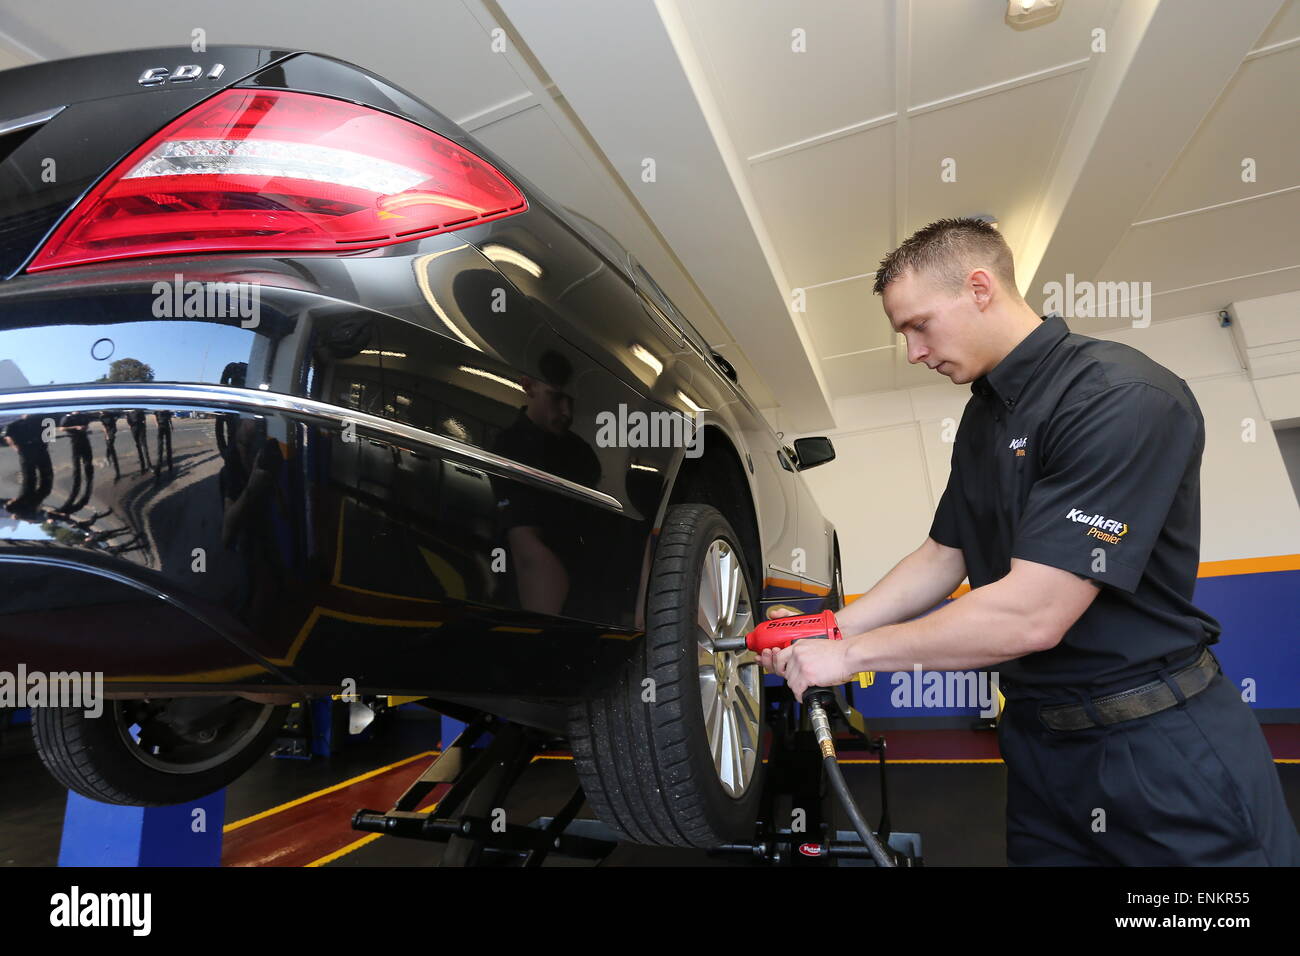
[{"x1": 797, "y1": 300, "x2": 1300, "y2": 596}]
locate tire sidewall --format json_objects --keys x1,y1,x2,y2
[
  {"x1": 654, "y1": 505, "x2": 767, "y2": 843},
  {"x1": 34, "y1": 701, "x2": 287, "y2": 806}
]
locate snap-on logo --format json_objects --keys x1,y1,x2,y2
[
  {"x1": 1066, "y1": 507, "x2": 1129, "y2": 544},
  {"x1": 1008, "y1": 436, "x2": 1028, "y2": 457}
]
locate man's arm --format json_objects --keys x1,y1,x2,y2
[
  {"x1": 843, "y1": 558, "x2": 1100, "y2": 673},
  {"x1": 832, "y1": 536, "x2": 967, "y2": 638},
  {"x1": 771, "y1": 559, "x2": 1101, "y2": 698}
]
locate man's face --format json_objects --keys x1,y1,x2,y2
[
  {"x1": 881, "y1": 267, "x2": 990, "y2": 385},
  {"x1": 524, "y1": 378, "x2": 574, "y2": 435}
]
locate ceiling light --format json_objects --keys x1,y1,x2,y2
[{"x1": 1006, "y1": 0, "x2": 1062, "y2": 27}]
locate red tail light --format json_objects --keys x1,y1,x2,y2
[{"x1": 27, "y1": 89, "x2": 527, "y2": 272}]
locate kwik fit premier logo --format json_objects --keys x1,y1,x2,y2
[{"x1": 1066, "y1": 507, "x2": 1129, "y2": 544}]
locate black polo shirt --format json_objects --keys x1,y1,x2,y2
[{"x1": 929, "y1": 314, "x2": 1222, "y2": 696}]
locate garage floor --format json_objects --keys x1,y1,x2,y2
[{"x1": 3, "y1": 708, "x2": 1297, "y2": 867}]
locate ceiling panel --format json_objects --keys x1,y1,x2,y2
[
  {"x1": 748, "y1": 124, "x2": 895, "y2": 290},
  {"x1": 1136, "y1": 47, "x2": 1300, "y2": 221},
  {"x1": 804, "y1": 275, "x2": 895, "y2": 358},
  {"x1": 1139, "y1": 266, "x2": 1300, "y2": 328},
  {"x1": 908, "y1": 0, "x2": 1107, "y2": 107},
  {"x1": 680, "y1": 0, "x2": 895, "y2": 159},
  {"x1": 1257, "y1": 0, "x2": 1300, "y2": 46},
  {"x1": 820, "y1": 345, "x2": 895, "y2": 397},
  {"x1": 1090, "y1": 187, "x2": 1300, "y2": 327},
  {"x1": 906, "y1": 70, "x2": 1085, "y2": 258},
  {"x1": 471, "y1": 102, "x2": 605, "y2": 212}
]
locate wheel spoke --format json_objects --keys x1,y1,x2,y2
[
  {"x1": 694, "y1": 535, "x2": 762, "y2": 799},
  {"x1": 719, "y1": 701, "x2": 738, "y2": 792},
  {"x1": 702, "y1": 556, "x2": 722, "y2": 639},
  {"x1": 734, "y1": 672, "x2": 760, "y2": 723},
  {"x1": 730, "y1": 605, "x2": 753, "y2": 643},
  {"x1": 726, "y1": 701, "x2": 745, "y2": 791},
  {"x1": 700, "y1": 671, "x2": 719, "y2": 724},
  {"x1": 728, "y1": 553, "x2": 743, "y2": 632},
  {"x1": 709, "y1": 688, "x2": 727, "y2": 774},
  {"x1": 699, "y1": 544, "x2": 722, "y2": 637}
]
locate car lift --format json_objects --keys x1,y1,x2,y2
[
  {"x1": 351, "y1": 687, "x2": 921, "y2": 867},
  {"x1": 716, "y1": 687, "x2": 922, "y2": 866}
]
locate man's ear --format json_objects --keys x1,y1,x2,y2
[{"x1": 967, "y1": 268, "x2": 994, "y2": 310}]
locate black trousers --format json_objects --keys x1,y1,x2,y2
[{"x1": 998, "y1": 655, "x2": 1300, "y2": 865}]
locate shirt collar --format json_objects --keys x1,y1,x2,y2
[{"x1": 972, "y1": 313, "x2": 1068, "y2": 408}]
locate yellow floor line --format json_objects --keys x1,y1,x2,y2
[
  {"x1": 306, "y1": 832, "x2": 384, "y2": 867},
  {"x1": 307, "y1": 799, "x2": 441, "y2": 867},
  {"x1": 224, "y1": 749, "x2": 440, "y2": 833}
]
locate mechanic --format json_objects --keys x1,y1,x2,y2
[{"x1": 762, "y1": 217, "x2": 1300, "y2": 866}]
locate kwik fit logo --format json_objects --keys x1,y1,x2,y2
[{"x1": 1066, "y1": 507, "x2": 1129, "y2": 544}]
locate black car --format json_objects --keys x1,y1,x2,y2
[{"x1": 0, "y1": 46, "x2": 841, "y2": 848}]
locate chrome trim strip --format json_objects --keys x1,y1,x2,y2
[
  {"x1": 766, "y1": 564, "x2": 830, "y2": 588},
  {"x1": 0, "y1": 383, "x2": 624, "y2": 513},
  {"x1": 0, "y1": 105, "x2": 66, "y2": 138}
]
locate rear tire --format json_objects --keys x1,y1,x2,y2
[
  {"x1": 568, "y1": 503, "x2": 766, "y2": 847},
  {"x1": 33, "y1": 698, "x2": 288, "y2": 806}
]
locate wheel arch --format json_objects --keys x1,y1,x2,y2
[{"x1": 658, "y1": 424, "x2": 763, "y2": 599}]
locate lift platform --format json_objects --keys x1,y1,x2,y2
[{"x1": 351, "y1": 690, "x2": 921, "y2": 867}]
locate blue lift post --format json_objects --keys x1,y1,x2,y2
[
  {"x1": 441, "y1": 715, "x2": 466, "y2": 750},
  {"x1": 58, "y1": 789, "x2": 226, "y2": 866}
]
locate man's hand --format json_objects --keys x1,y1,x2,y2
[{"x1": 757, "y1": 605, "x2": 855, "y2": 701}]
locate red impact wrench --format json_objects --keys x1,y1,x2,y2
[
  {"x1": 713, "y1": 609, "x2": 897, "y2": 866},
  {"x1": 713, "y1": 609, "x2": 842, "y2": 755}
]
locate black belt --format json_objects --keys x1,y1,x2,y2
[{"x1": 1037, "y1": 647, "x2": 1219, "y2": 731}]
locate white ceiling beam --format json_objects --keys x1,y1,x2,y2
[
  {"x1": 495, "y1": 0, "x2": 835, "y2": 430},
  {"x1": 1020, "y1": 0, "x2": 1287, "y2": 312}
]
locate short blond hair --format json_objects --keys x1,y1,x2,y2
[{"x1": 873, "y1": 217, "x2": 1018, "y2": 298}]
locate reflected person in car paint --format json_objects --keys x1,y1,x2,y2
[
  {"x1": 2, "y1": 414, "x2": 54, "y2": 515},
  {"x1": 491, "y1": 350, "x2": 601, "y2": 616}
]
